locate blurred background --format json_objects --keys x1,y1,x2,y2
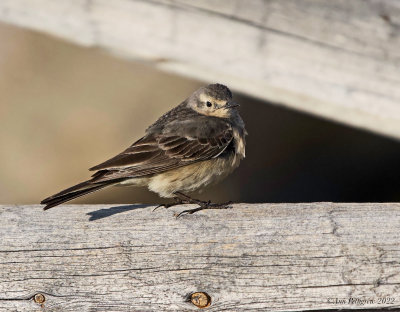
[{"x1": 1, "y1": 15, "x2": 400, "y2": 205}]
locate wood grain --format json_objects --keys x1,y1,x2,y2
[
  {"x1": 0, "y1": 203, "x2": 399, "y2": 311},
  {"x1": 1, "y1": 1, "x2": 400, "y2": 140}
]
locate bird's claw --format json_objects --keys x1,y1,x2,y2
[
  {"x1": 152, "y1": 205, "x2": 163, "y2": 212},
  {"x1": 153, "y1": 202, "x2": 180, "y2": 212}
]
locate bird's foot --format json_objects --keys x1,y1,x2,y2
[
  {"x1": 153, "y1": 197, "x2": 189, "y2": 211},
  {"x1": 174, "y1": 196, "x2": 233, "y2": 218},
  {"x1": 153, "y1": 192, "x2": 233, "y2": 217}
]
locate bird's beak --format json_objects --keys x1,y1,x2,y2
[{"x1": 224, "y1": 101, "x2": 240, "y2": 109}]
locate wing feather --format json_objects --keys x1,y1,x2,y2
[{"x1": 89, "y1": 118, "x2": 234, "y2": 181}]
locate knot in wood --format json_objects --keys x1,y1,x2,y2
[
  {"x1": 34, "y1": 293, "x2": 45, "y2": 304},
  {"x1": 190, "y1": 292, "x2": 211, "y2": 309}
]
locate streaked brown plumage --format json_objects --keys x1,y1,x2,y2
[{"x1": 41, "y1": 83, "x2": 246, "y2": 215}]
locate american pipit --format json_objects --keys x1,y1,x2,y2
[{"x1": 41, "y1": 83, "x2": 246, "y2": 216}]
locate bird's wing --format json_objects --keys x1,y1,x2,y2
[{"x1": 89, "y1": 118, "x2": 233, "y2": 181}]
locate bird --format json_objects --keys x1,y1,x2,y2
[{"x1": 41, "y1": 83, "x2": 246, "y2": 217}]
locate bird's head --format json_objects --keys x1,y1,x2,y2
[{"x1": 187, "y1": 83, "x2": 239, "y2": 118}]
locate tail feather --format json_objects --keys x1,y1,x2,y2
[{"x1": 41, "y1": 178, "x2": 124, "y2": 210}]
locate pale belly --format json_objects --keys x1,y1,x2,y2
[{"x1": 147, "y1": 153, "x2": 241, "y2": 197}]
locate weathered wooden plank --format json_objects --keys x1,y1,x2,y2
[
  {"x1": 0, "y1": 203, "x2": 399, "y2": 311},
  {"x1": 1, "y1": 1, "x2": 400, "y2": 140}
]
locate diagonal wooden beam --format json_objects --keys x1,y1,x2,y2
[{"x1": 1, "y1": 0, "x2": 400, "y2": 139}]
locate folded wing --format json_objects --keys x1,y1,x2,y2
[{"x1": 89, "y1": 119, "x2": 234, "y2": 182}]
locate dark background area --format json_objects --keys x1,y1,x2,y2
[{"x1": 224, "y1": 96, "x2": 400, "y2": 203}]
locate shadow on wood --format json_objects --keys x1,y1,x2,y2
[{"x1": 86, "y1": 204, "x2": 151, "y2": 221}]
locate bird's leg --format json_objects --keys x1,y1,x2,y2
[
  {"x1": 173, "y1": 192, "x2": 208, "y2": 206},
  {"x1": 173, "y1": 192, "x2": 232, "y2": 218},
  {"x1": 153, "y1": 196, "x2": 191, "y2": 211}
]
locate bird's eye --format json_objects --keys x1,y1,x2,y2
[{"x1": 206, "y1": 101, "x2": 212, "y2": 107}]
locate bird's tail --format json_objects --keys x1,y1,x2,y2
[{"x1": 41, "y1": 179, "x2": 118, "y2": 210}]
